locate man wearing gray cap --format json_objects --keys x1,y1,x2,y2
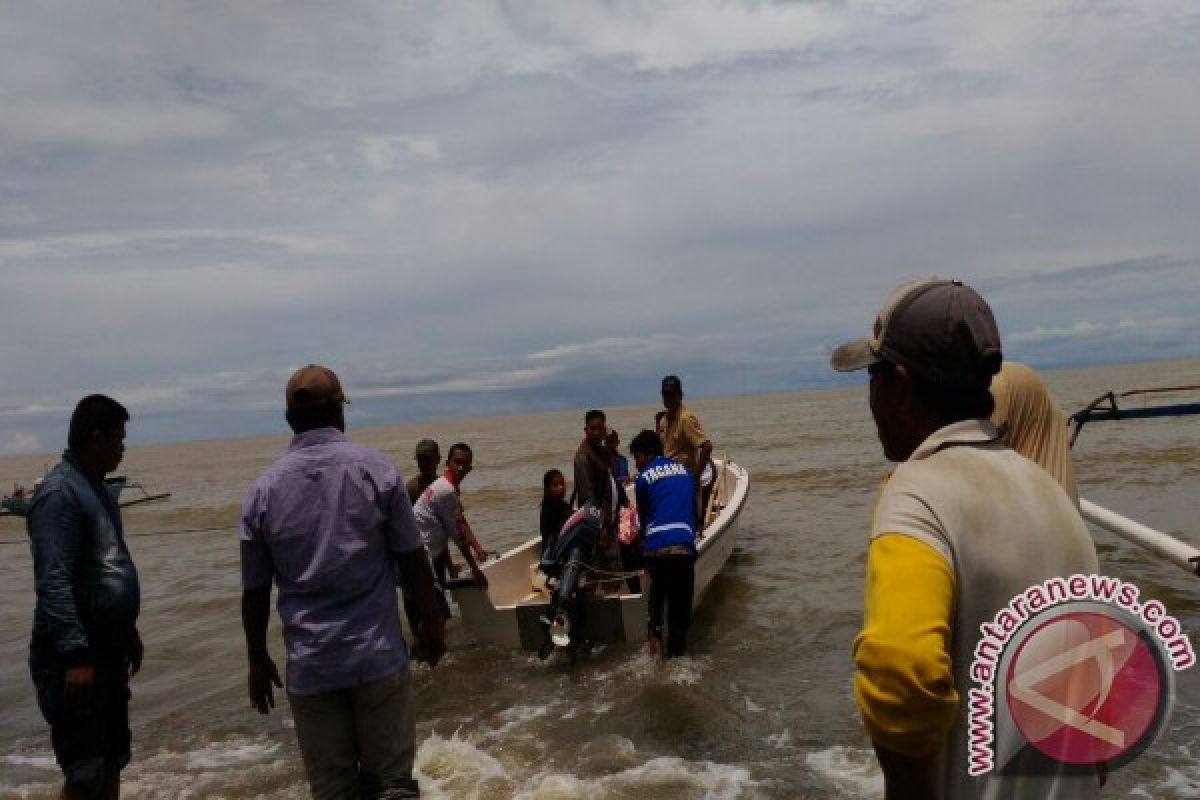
[
  {"x1": 832, "y1": 279, "x2": 1097, "y2": 799},
  {"x1": 239, "y1": 365, "x2": 446, "y2": 799}
]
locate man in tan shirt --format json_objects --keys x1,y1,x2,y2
[{"x1": 656, "y1": 375, "x2": 713, "y2": 521}]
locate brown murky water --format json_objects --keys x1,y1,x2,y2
[{"x1": 2, "y1": 358, "x2": 1199, "y2": 798}]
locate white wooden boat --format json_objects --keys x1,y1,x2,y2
[{"x1": 447, "y1": 458, "x2": 749, "y2": 651}]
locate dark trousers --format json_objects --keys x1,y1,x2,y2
[
  {"x1": 619, "y1": 542, "x2": 643, "y2": 594},
  {"x1": 30, "y1": 644, "x2": 132, "y2": 789},
  {"x1": 401, "y1": 553, "x2": 449, "y2": 659},
  {"x1": 646, "y1": 553, "x2": 695, "y2": 658}
]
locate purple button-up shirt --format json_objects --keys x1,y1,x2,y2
[{"x1": 239, "y1": 428, "x2": 422, "y2": 695}]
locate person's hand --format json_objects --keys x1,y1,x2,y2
[
  {"x1": 418, "y1": 618, "x2": 446, "y2": 667},
  {"x1": 446, "y1": 560, "x2": 462, "y2": 578},
  {"x1": 247, "y1": 657, "x2": 282, "y2": 715},
  {"x1": 130, "y1": 629, "x2": 144, "y2": 677},
  {"x1": 63, "y1": 665, "x2": 95, "y2": 710},
  {"x1": 655, "y1": 410, "x2": 666, "y2": 425},
  {"x1": 471, "y1": 566, "x2": 489, "y2": 589}
]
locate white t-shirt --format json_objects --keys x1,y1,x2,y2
[{"x1": 412, "y1": 476, "x2": 464, "y2": 559}]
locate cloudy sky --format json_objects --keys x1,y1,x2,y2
[{"x1": 2, "y1": 0, "x2": 1198, "y2": 452}]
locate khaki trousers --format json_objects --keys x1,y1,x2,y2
[{"x1": 288, "y1": 667, "x2": 419, "y2": 799}]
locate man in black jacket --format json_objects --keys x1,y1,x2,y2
[{"x1": 27, "y1": 395, "x2": 143, "y2": 800}]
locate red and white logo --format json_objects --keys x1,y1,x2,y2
[{"x1": 1005, "y1": 610, "x2": 1166, "y2": 766}]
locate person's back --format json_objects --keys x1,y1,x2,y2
[
  {"x1": 243, "y1": 428, "x2": 407, "y2": 691},
  {"x1": 240, "y1": 365, "x2": 442, "y2": 800},
  {"x1": 635, "y1": 455, "x2": 697, "y2": 554},
  {"x1": 834, "y1": 279, "x2": 1100, "y2": 799},
  {"x1": 875, "y1": 421, "x2": 1098, "y2": 798},
  {"x1": 631, "y1": 431, "x2": 698, "y2": 659}
]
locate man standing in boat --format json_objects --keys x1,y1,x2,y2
[
  {"x1": 630, "y1": 430, "x2": 698, "y2": 660},
  {"x1": 27, "y1": 394, "x2": 143, "y2": 800},
  {"x1": 573, "y1": 409, "x2": 622, "y2": 591},
  {"x1": 831, "y1": 279, "x2": 1098, "y2": 799},
  {"x1": 656, "y1": 375, "x2": 713, "y2": 522},
  {"x1": 240, "y1": 365, "x2": 446, "y2": 800}
]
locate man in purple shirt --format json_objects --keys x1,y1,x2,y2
[{"x1": 239, "y1": 365, "x2": 445, "y2": 800}]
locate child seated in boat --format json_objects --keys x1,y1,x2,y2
[{"x1": 539, "y1": 469, "x2": 572, "y2": 556}]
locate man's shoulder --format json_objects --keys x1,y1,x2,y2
[
  {"x1": 418, "y1": 476, "x2": 456, "y2": 503},
  {"x1": 344, "y1": 442, "x2": 398, "y2": 474},
  {"x1": 679, "y1": 407, "x2": 709, "y2": 436},
  {"x1": 33, "y1": 460, "x2": 73, "y2": 491},
  {"x1": 640, "y1": 457, "x2": 690, "y2": 484},
  {"x1": 882, "y1": 440, "x2": 1071, "y2": 530},
  {"x1": 27, "y1": 460, "x2": 81, "y2": 512},
  {"x1": 269, "y1": 439, "x2": 395, "y2": 476},
  {"x1": 893, "y1": 436, "x2": 1005, "y2": 480}
]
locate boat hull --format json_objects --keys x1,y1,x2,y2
[{"x1": 448, "y1": 459, "x2": 749, "y2": 651}]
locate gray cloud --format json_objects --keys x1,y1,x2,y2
[{"x1": 1, "y1": 1, "x2": 1199, "y2": 453}]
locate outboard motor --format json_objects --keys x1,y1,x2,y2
[{"x1": 538, "y1": 502, "x2": 603, "y2": 659}]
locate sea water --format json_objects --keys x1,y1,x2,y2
[{"x1": 2, "y1": 358, "x2": 1198, "y2": 799}]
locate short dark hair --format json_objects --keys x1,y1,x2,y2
[
  {"x1": 543, "y1": 468, "x2": 563, "y2": 491},
  {"x1": 629, "y1": 429, "x2": 663, "y2": 458},
  {"x1": 585, "y1": 409, "x2": 606, "y2": 424},
  {"x1": 448, "y1": 442, "x2": 473, "y2": 460},
  {"x1": 286, "y1": 403, "x2": 343, "y2": 434},
  {"x1": 68, "y1": 395, "x2": 129, "y2": 452}
]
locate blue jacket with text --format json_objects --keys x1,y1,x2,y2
[{"x1": 634, "y1": 455, "x2": 697, "y2": 554}]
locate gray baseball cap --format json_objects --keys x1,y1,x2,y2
[{"x1": 830, "y1": 278, "x2": 1002, "y2": 385}]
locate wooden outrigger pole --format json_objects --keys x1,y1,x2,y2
[{"x1": 1072, "y1": 383, "x2": 1200, "y2": 576}]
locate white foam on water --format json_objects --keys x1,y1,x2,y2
[
  {"x1": 513, "y1": 755, "x2": 757, "y2": 800},
  {"x1": 662, "y1": 655, "x2": 709, "y2": 686},
  {"x1": 805, "y1": 745, "x2": 884, "y2": 799},
  {"x1": 1121, "y1": 741, "x2": 1200, "y2": 798},
  {"x1": 116, "y1": 734, "x2": 299, "y2": 799},
  {"x1": 743, "y1": 697, "x2": 764, "y2": 713},
  {"x1": 1139, "y1": 764, "x2": 1200, "y2": 798},
  {"x1": 416, "y1": 731, "x2": 514, "y2": 800},
  {"x1": 0, "y1": 753, "x2": 57, "y2": 769},
  {"x1": 184, "y1": 738, "x2": 281, "y2": 770},
  {"x1": 483, "y1": 701, "x2": 560, "y2": 741},
  {"x1": 765, "y1": 729, "x2": 792, "y2": 749}
]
